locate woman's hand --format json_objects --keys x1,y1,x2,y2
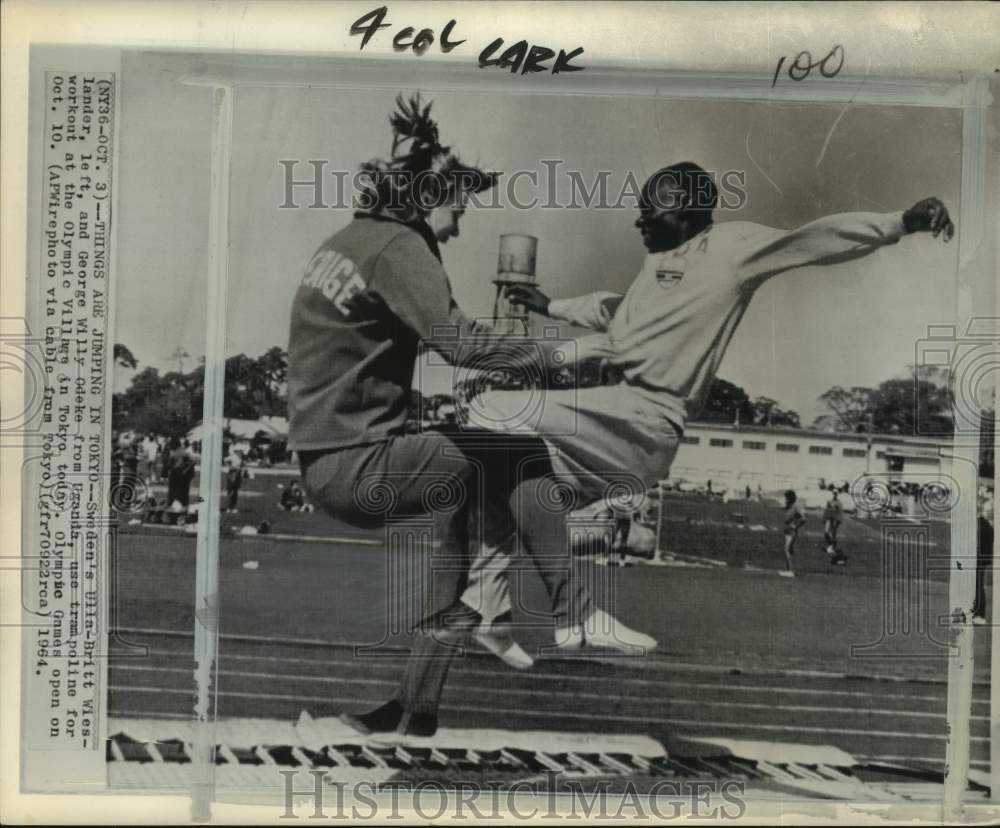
[{"x1": 504, "y1": 284, "x2": 552, "y2": 316}]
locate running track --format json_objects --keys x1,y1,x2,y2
[
  {"x1": 109, "y1": 628, "x2": 990, "y2": 774},
  {"x1": 109, "y1": 524, "x2": 992, "y2": 775}
]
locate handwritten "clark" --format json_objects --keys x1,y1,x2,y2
[{"x1": 478, "y1": 39, "x2": 584, "y2": 75}]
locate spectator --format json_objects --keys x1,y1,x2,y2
[
  {"x1": 119, "y1": 435, "x2": 141, "y2": 508},
  {"x1": 823, "y1": 489, "x2": 841, "y2": 553},
  {"x1": 780, "y1": 489, "x2": 806, "y2": 578},
  {"x1": 166, "y1": 438, "x2": 196, "y2": 509},
  {"x1": 268, "y1": 438, "x2": 287, "y2": 466},
  {"x1": 159, "y1": 437, "x2": 173, "y2": 484},
  {"x1": 140, "y1": 433, "x2": 160, "y2": 484},
  {"x1": 225, "y1": 451, "x2": 245, "y2": 514},
  {"x1": 141, "y1": 495, "x2": 160, "y2": 523},
  {"x1": 164, "y1": 438, "x2": 181, "y2": 506},
  {"x1": 279, "y1": 480, "x2": 314, "y2": 512},
  {"x1": 823, "y1": 489, "x2": 847, "y2": 566}
]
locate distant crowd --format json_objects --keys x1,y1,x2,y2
[
  {"x1": 109, "y1": 430, "x2": 314, "y2": 519},
  {"x1": 670, "y1": 476, "x2": 957, "y2": 518},
  {"x1": 110, "y1": 432, "x2": 200, "y2": 509}
]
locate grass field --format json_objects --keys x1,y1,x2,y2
[
  {"x1": 143, "y1": 465, "x2": 956, "y2": 579},
  {"x1": 647, "y1": 492, "x2": 953, "y2": 579},
  {"x1": 110, "y1": 465, "x2": 992, "y2": 776}
]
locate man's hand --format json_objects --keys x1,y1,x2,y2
[
  {"x1": 505, "y1": 284, "x2": 552, "y2": 316},
  {"x1": 902, "y1": 197, "x2": 955, "y2": 241}
]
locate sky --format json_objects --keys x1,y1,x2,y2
[{"x1": 114, "y1": 50, "x2": 971, "y2": 423}]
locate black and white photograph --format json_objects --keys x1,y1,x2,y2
[{"x1": 3, "y1": 2, "x2": 999, "y2": 824}]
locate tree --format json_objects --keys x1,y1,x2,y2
[
  {"x1": 111, "y1": 347, "x2": 293, "y2": 437},
  {"x1": 113, "y1": 366, "x2": 197, "y2": 438},
  {"x1": 751, "y1": 396, "x2": 801, "y2": 428},
  {"x1": 814, "y1": 385, "x2": 877, "y2": 433},
  {"x1": 223, "y1": 354, "x2": 265, "y2": 419},
  {"x1": 256, "y1": 346, "x2": 289, "y2": 416},
  {"x1": 222, "y1": 349, "x2": 289, "y2": 419},
  {"x1": 700, "y1": 378, "x2": 755, "y2": 425},
  {"x1": 811, "y1": 414, "x2": 844, "y2": 433},
  {"x1": 813, "y1": 368, "x2": 955, "y2": 437},
  {"x1": 113, "y1": 343, "x2": 138, "y2": 369},
  {"x1": 871, "y1": 376, "x2": 952, "y2": 436}
]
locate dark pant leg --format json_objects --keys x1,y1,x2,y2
[
  {"x1": 302, "y1": 430, "x2": 588, "y2": 625},
  {"x1": 457, "y1": 433, "x2": 592, "y2": 626},
  {"x1": 396, "y1": 634, "x2": 456, "y2": 719},
  {"x1": 504, "y1": 468, "x2": 592, "y2": 623},
  {"x1": 304, "y1": 434, "x2": 481, "y2": 622},
  {"x1": 301, "y1": 435, "x2": 481, "y2": 726},
  {"x1": 375, "y1": 432, "x2": 593, "y2": 708},
  {"x1": 301, "y1": 431, "x2": 589, "y2": 727}
]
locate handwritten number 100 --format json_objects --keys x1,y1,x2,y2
[{"x1": 771, "y1": 45, "x2": 844, "y2": 88}]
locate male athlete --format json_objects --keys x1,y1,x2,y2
[
  {"x1": 467, "y1": 162, "x2": 954, "y2": 573},
  {"x1": 781, "y1": 489, "x2": 806, "y2": 578},
  {"x1": 823, "y1": 488, "x2": 846, "y2": 565}
]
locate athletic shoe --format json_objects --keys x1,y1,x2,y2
[
  {"x1": 831, "y1": 554, "x2": 847, "y2": 566},
  {"x1": 474, "y1": 611, "x2": 534, "y2": 668},
  {"x1": 429, "y1": 603, "x2": 534, "y2": 670},
  {"x1": 553, "y1": 608, "x2": 658, "y2": 654},
  {"x1": 778, "y1": 570, "x2": 795, "y2": 578},
  {"x1": 473, "y1": 630, "x2": 534, "y2": 670},
  {"x1": 973, "y1": 615, "x2": 988, "y2": 626}
]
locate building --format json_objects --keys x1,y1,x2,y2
[{"x1": 671, "y1": 421, "x2": 951, "y2": 494}]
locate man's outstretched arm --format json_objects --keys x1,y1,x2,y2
[{"x1": 737, "y1": 197, "x2": 955, "y2": 286}]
